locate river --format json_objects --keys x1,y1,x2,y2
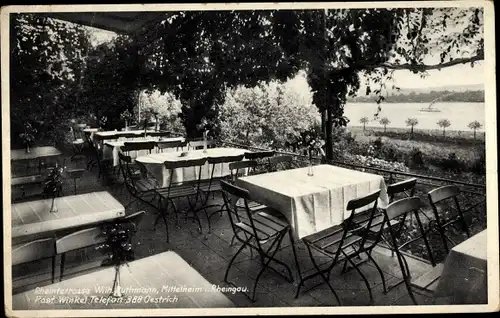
[{"x1": 344, "y1": 102, "x2": 485, "y2": 131}]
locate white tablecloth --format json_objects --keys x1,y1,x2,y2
[
  {"x1": 236, "y1": 164, "x2": 389, "y2": 239},
  {"x1": 135, "y1": 147, "x2": 249, "y2": 187},
  {"x1": 433, "y1": 230, "x2": 488, "y2": 304},
  {"x1": 92, "y1": 130, "x2": 157, "y2": 149},
  {"x1": 103, "y1": 137, "x2": 185, "y2": 166}
]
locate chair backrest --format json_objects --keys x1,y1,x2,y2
[
  {"x1": 56, "y1": 227, "x2": 106, "y2": 254},
  {"x1": 387, "y1": 178, "x2": 417, "y2": 202},
  {"x1": 187, "y1": 138, "x2": 215, "y2": 150},
  {"x1": 220, "y1": 180, "x2": 253, "y2": 229},
  {"x1": 12, "y1": 238, "x2": 56, "y2": 265},
  {"x1": 118, "y1": 152, "x2": 136, "y2": 190},
  {"x1": 207, "y1": 154, "x2": 245, "y2": 165},
  {"x1": 157, "y1": 140, "x2": 187, "y2": 151},
  {"x1": 229, "y1": 160, "x2": 258, "y2": 181},
  {"x1": 428, "y1": 185, "x2": 460, "y2": 204},
  {"x1": 123, "y1": 141, "x2": 156, "y2": 152},
  {"x1": 118, "y1": 210, "x2": 147, "y2": 234},
  {"x1": 163, "y1": 157, "x2": 208, "y2": 170},
  {"x1": 163, "y1": 158, "x2": 208, "y2": 198},
  {"x1": 268, "y1": 155, "x2": 297, "y2": 171},
  {"x1": 326, "y1": 190, "x2": 381, "y2": 263},
  {"x1": 346, "y1": 189, "x2": 381, "y2": 211},
  {"x1": 244, "y1": 150, "x2": 275, "y2": 160},
  {"x1": 148, "y1": 131, "x2": 172, "y2": 138},
  {"x1": 134, "y1": 160, "x2": 158, "y2": 186},
  {"x1": 385, "y1": 197, "x2": 422, "y2": 222},
  {"x1": 119, "y1": 132, "x2": 142, "y2": 139}
]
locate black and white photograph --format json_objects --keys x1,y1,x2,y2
[{"x1": 2, "y1": 1, "x2": 497, "y2": 316}]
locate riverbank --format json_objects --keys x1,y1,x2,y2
[{"x1": 348, "y1": 125, "x2": 485, "y2": 141}]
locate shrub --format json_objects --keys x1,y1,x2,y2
[
  {"x1": 406, "y1": 147, "x2": 425, "y2": 167},
  {"x1": 344, "y1": 154, "x2": 410, "y2": 172},
  {"x1": 440, "y1": 152, "x2": 465, "y2": 172}
]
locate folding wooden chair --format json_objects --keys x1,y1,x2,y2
[
  {"x1": 156, "y1": 140, "x2": 188, "y2": 153},
  {"x1": 13, "y1": 238, "x2": 56, "y2": 283},
  {"x1": 122, "y1": 141, "x2": 156, "y2": 159},
  {"x1": 267, "y1": 155, "x2": 299, "y2": 172},
  {"x1": 299, "y1": 190, "x2": 383, "y2": 305},
  {"x1": 221, "y1": 180, "x2": 299, "y2": 302},
  {"x1": 428, "y1": 185, "x2": 471, "y2": 254},
  {"x1": 197, "y1": 154, "x2": 245, "y2": 232},
  {"x1": 378, "y1": 197, "x2": 424, "y2": 305},
  {"x1": 56, "y1": 227, "x2": 106, "y2": 281},
  {"x1": 154, "y1": 158, "x2": 208, "y2": 237}
]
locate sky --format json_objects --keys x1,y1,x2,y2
[{"x1": 387, "y1": 62, "x2": 484, "y2": 90}]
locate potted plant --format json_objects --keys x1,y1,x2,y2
[
  {"x1": 42, "y1": 163, "x2": 65, "y2": 213},
  {"x1": 96, "y1": 221, "x2": 136, "y2": 298},
  {"x1": 120, "y1": 110, "x2": 134, "y2": 131},
  {"x1": 19, "y1": 122, "x2": 37, "y2": 153}
]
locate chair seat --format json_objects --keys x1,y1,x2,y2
[
  {"x1": 235, "y1": 208, "x2": 289, "y2": 241},
  {"x1": 236, "y1": 199, "x2": 267, "y2": 211},
  {"x1": 156, "y1": 185, "x2": 198, "y2": 199},
  {"x1": 303, "y1": 224, "x2": 362, "y2": 255},
  {"x1": 135, "y1": 178, "x2": 158, "y2": 192},
  {"x1": 198, "y1": 180, "x2": 224, "y2": 193}
]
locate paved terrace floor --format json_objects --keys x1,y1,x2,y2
[{"x1": 10, "y1": 154, "x2": 435, "y2": 307}]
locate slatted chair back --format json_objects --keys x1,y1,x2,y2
[
  {"x1": 387, "y1": 178, "x2": 417, "y2": 202},
  {"x1": 204, "y1": 154, "x2": 245, "y2": 191},
  {"x1": 268, "y1": 155, "x2": 298, "y2": 172},
  {"x1": 156, "y1": 140, "x2": 188, "y2": 152},
  {"x1": 244, "y1": 150, "x2": 275, "y2": 160},
  {"x1": 133, "y1": 159, "x2": 160, "y2": 190},
  {"x1": 120, "y1": 210, "x2": 147, "y2": 230},
  {"x1": 229, "y1": 160, "x2": 258, "y2": 182},
  {"x1": 427, "y1": 185, "x2": 470, "y2": 253},
  {"x1": 56, "y1": 227, "x2": 106, "y2": 281},
  {"x1": 123, "y1": 141, "x2": 156, "y2": 155},
  {"x1": 119, "y1": 132, "x2": 142, "y2": 139},
  {"x1": 220, "y1": 180, "x2": 259, "y2": 241},
  {"x1": 13, "y1": 238, "x2": 56, "y2": 283},
  {"x1": 307, "y1": 190, "x2": 381, "y2": 265},
  {"x1": 384, "y1": 197, "x2": 422, "y2": 223},
  {"x1": 163, "y1": 157, "x2": 208, "y2": 198},
  {"x1": 12, "y1": 238, "x2": 56, "y2": 266},
  {"x1": 118, "y1": 152, "x2": 137, "y2": 194},
  {"x1": 187, "y1": 137, "x2": 216, "y2": 151},
  {"x1": 56, "y1": 227, "x2": 105, "y2": 255},
  {"x1": 148, "y1": 131, "x2": 172, "y2": 138}
]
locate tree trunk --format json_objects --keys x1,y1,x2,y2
[
  {"x1": 410, "y1": 126, "x2": 414, "y2": 137},
  {"x1": 474, "y1": 129, "x2": 476, "y2": 140},
  {"x1": 363, "y1": 123, "x2": 366, "y2": 131},
  {"x1": 384, "y1": 125, "x2": 386, "y2": 133},
  {"x1": 443, "y1": 128, "x2": 445, "y2": 137},
  {"x1": 325, "y1": 105, "x2": 333, "y2": 160}
]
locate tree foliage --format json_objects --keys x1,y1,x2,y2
[
  {"x1": 10, "y1": 14, "x2": 90, "y2": 146},
  {"x1": 10, "y1": 7, "x2": 484, "y2": 156},
  {"x1": 379, "y1": 117, "x2": 391, "y2": 132},
  {"x1": 219, "y1": 72, "x2": 317, "y2": 149},
  {"x1": 79, "y1": 36, "x2": 145, "y2": 130},
  {"x1": 437, "y1": 118, "x2": 451, "y2": 136}
]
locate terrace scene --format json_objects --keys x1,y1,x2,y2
[{"x1": 5, "y1": 5, "x2": 491, "y2": 314}]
